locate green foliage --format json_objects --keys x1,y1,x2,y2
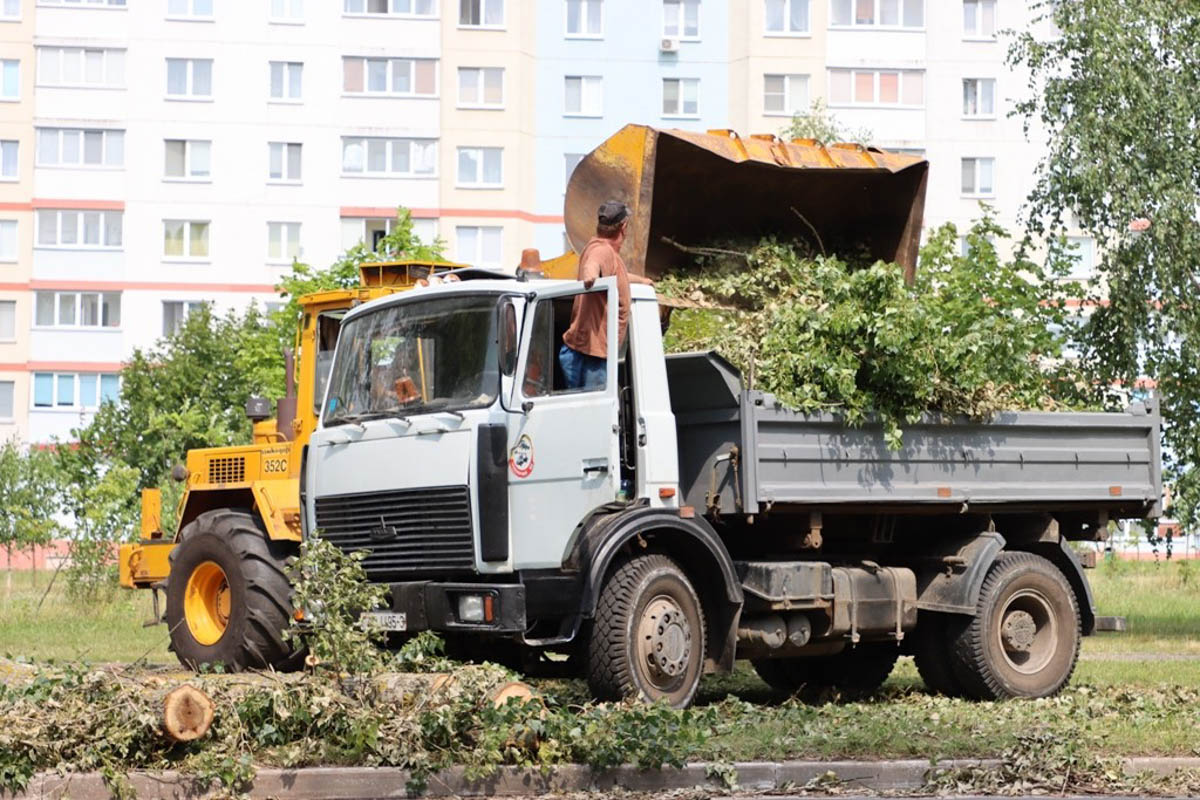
[
  {"x1": 1008, "y1": 0, "x2": 1200, "y2": 529},
  {"x1": 286, "y1": 535, "x2": 388, "y2": 676},
  {"x1": 0, "y1": 442, "x2": 63, "y2": 581},
  {"x1": 659, "y1": 213, "x2": 1101, "y2": 447},
  {"x1": 781, "y1": 98, "x2": 873, "y2": 145},
  {"x1": 60, "y1": 462, "x2": 139, "y2": 601}
]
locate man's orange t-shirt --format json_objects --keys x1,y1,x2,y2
[{"x1": 561, "y1": 236, "x2": 631, "y2": 359}]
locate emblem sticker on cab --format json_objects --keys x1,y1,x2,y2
[{"x1": 509, "y1": 434, "x2": 534, "y2": 479}]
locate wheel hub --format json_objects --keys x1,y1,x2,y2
[
  {"x1": 185, "y1": 560, "x2": 230, "y2": 646},
  {"x1": 1001, "y1": 610, "x2": 1036, "y2": 652},
  {"x1": 638, "y1": 596, "x2": 692, "y2": 681},
  {"x1": 996, "y1": 588, "x2": 1057, "y2": 675}
]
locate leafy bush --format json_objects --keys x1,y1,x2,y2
[{"x1": 659, "y1": 214, "x2": 1105, "y2": 447}]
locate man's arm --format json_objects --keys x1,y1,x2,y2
[
  {"x1": 578, "y1": 249, "x2": 602, "y2": 288},
  {"x1": 629, "y1": 273, "x2": 655, "y2": 286}
]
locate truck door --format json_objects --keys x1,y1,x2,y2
[{"x1": 505, "y1": 279, "x2": 620, "y2": 569}]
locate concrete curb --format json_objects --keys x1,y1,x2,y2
[{"x1": 10, "y1": 757, "x2": 1200, "y2": 799}]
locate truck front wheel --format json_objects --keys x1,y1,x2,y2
[
  {"x1": 166, "y1": 509, "x2": 303, "y2": 672},
  {"x1": 587, "y1": 554, "x2": 706, "y2": 708},
  {"x1": 951, "y1": 552, "x2": 1080, "y2": 699}
]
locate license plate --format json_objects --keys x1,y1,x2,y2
[{"x1": 360, "y1": 611, "x2": 407, "y2": 632}]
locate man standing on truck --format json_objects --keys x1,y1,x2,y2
[{"x1": 558, "y1": 201, "x2": 654, "y2": 389}]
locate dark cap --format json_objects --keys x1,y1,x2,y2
[{"x1": 597, "y1": 201, "x2": 630, "y2": 226}]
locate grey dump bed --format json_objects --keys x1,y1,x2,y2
[{"x1": 666, "y1": 352, "x2": 1162, "y2": 518}]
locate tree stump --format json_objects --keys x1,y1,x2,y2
[{"x1": 162, "y1": 685, "x2": 215, "y2": 742}]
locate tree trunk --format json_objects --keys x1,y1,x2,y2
[
  {"x1": 4, "y1": 543, "x2": 11, "y2": 599},
  {"x1": 29, "y1": 544, "x2": 36, "y2": 588},
  {"x1": 162, "y1": 685, "x2": 215, "y2": 742}
]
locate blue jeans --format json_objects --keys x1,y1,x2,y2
[{"x1": 558, "y1": 344, "x2": 606, "y2": 390}]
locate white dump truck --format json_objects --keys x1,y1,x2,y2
[{"x1": 301, "y1": 127, "x2": 1162, "y2": 707}]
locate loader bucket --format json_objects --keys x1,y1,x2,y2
[{"x1": 564, "y1": 125, "x2": 929, "y2": 280}]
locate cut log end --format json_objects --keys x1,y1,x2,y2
[
  {"x1": 162, "y1": 685, "x2": 215, "y2": 742},
  {"x1": 487, "y1": 681, "x2": 536, "y2": 708}
]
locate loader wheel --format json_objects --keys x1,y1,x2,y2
[
  {"x1": 753, "y1": 643, "x2": 899, "y2": 700},
  {"x1": 166, "y1": 509, "x2": 302, "y2": 672},
  {"x1": 912, "y1": 611, "x2": 967, "y2": 697},
  {"x1": 587, "y1": 554, "x2": 705, "y2": 708},
  {"x1": 950, "y1": 552, "x2": 1080, "y2": 700}
]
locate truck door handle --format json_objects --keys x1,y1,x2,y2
[{"x1": 583, "y1": 464, "x2": 609, "y2": 475}]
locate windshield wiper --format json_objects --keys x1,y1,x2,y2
[{"x1": 327, "y1": 411, "x2": 412, "y2": 428}]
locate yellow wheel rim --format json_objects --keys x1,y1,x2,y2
[{"x1": 185, "y1": 560, "x2": 231, "y2": 646}]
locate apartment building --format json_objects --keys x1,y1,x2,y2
[{"x1": 2, "y1": 0, "x2": 1064, "y2": 444}]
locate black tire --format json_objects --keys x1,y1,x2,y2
[
  {"x1": 166, "y1": 508, "x2": 303, "y2": 671},
  {"x1": 587, "y1": 554, "x2": 706, "y2": 708},
  {"x1": 753, "y1": 643, "x2": 899, "y2": 700},
  {"x1": 950, "y1": 552, "x2": 1080, "y2": 700},
  {"x1": 912, "y1": 611, "x2": 967, "y2": 697}
]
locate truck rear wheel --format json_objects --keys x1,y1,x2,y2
[
  {"x1": 753, "y1": 643, "x2": 899, "y2": 699},
  {"x1": 166, "y1": 509, "x2": 302, "y2": 672},
  {"x1": 587, "y1": 554, "x2": 706, "y2": 708},
  {"x1": 951, "y1": 552, "x2": 1080, "y2": 699}
]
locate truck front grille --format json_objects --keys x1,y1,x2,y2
[
  {"x1": 313, "y1": 485, "x2": 475, "y2": 580},
  {"x1": 208, "y1": 456, "x2": 246, "y2": 484}
]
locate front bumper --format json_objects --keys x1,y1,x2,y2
[{"x1": 389, "y1": 581, "x2": 527, "y2": 633}]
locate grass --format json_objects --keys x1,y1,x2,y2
[
  {"x1": 3, "y1": 559, "x2": 1200, "y2": 788},
  {"x1": 0, "y1": 569, "x2": 172, "y2": 664}
]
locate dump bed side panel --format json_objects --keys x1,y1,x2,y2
[{"x1": 667, "y1": 353, "x2": 1162, "y2": 519}]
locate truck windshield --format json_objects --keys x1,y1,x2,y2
[{"x1": 323, "y1": 294, "x2": 500, "y2": 426}]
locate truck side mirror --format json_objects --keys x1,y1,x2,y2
[{"x1": 499, "y1": 300, "x2": 518, "y2": 376}]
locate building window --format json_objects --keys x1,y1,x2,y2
[
  {"x1": 345, "y1": 0, "x2": 436, "y2": 15},
  {"x1": 962, "y1": 0, "x2": 995, "y2": 38},
  {"x1": 764, "y1": 73, "x2": 808, "y2": 115},
  {"x1": 765, "y1": 0, "x2": 808, "y2": 33},
  {"x1": 36, "y1": 128, "x2": 123, "y2": 168},
  {"x1": 269, "y1": 61, "x2": 302, "y2": 101},
  {"x1": 962, "y1": 78, "x2": 995, "y2": 117},
  {"x1": 267, "y1": 222, "x2": 301, "y2": 262},
  {"x1": 456, "y1": 146, "x2": 502, "y2": 187},
  {"x1": 37, "y1": 48, "x2": 124, "y2": 88},
  {"x1": 830, "y1": 0, "x2": 922, "y2": 28},
  {"x1": 662, "y1": 77, "x2": 699, "y2": 116},
  {"x1": 564, "y1": 75, "x2": 602, "y2": 116},
  {"x1": 663, "y1": 0, "x2": 699, "y2": 37},
  {"x1": 459, "y1": 0, "x2": 502, "y2": 25},
  {"x1": 564, "y1": 153, "x2": 584, "y2": 188},
  {"x1": 341, "y1": 216, "x2": 436, "y2": 250},
  {"x1": 0, "y1": 60, "x2": 15, "y2": 99},
  {"x1": 0, "y1": 220, "x2": 15, "y2": 260},
  {"x1": 269, "y1": 0, "x2": 302, "y2": 21},
  {"x1": 268, "y1": 142, "x2": 302, "y2": 182},
  {"x1": 164, "y1": 139, "x2": 211, "y2": 180},
  {"x1": 1066, "y1": 236, "x2": 1095, "y2": 279},
  {"x1": 342, "y1": 56, "x2": 436, "y2": 96},
  {"x1": 166, "y1": 0, "x2": 213, "y2": 18},
  {"x1": 34, "y1": 290, "x2": 121, "y2": 328},
  {"x1": 341, "y1": 137, "x2": 437, "y2": 176},
  {"x1": 0, "y1": 140, "x2": 16, "y2": 178},
  {"x1": 0, "y1": 381, "x2": 12, "y2": 420},
  {"x1": 0, "y1": 301, "x2": 13, "y2": 340},
  {"x1": 163, "y1": 220, "x2": 210, "y2": 258},
  {"x1": 166, "y1": 58, "x2": 213, "y2": 98},
  {"x1": 960, "y1": 157, "x2": 995, "y2": 196},
  {"x1": 34, "y1": 372, "x2": 120, "y2": 410},
  {"x1": 828, "y1": 68, "x2": 924, "y2": 107},
  {"x1": 457, "y1": 67, "x2": 503, "y2": 107},
  {"x1": 162, "y1": 301, "x2": 205, "y2": 335},
  {"x1": 0, "y1": 1, "x2": 17, "y2": 19},
  {"x1": 456, "y1": 225, "x2": 502, "y2": 267},
  {"x1": 565, "y1": 0, "x2": 602, "y2": 36},
  {"x1": 36, "y1": 210, "x2": 123, "y2": 249}
]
